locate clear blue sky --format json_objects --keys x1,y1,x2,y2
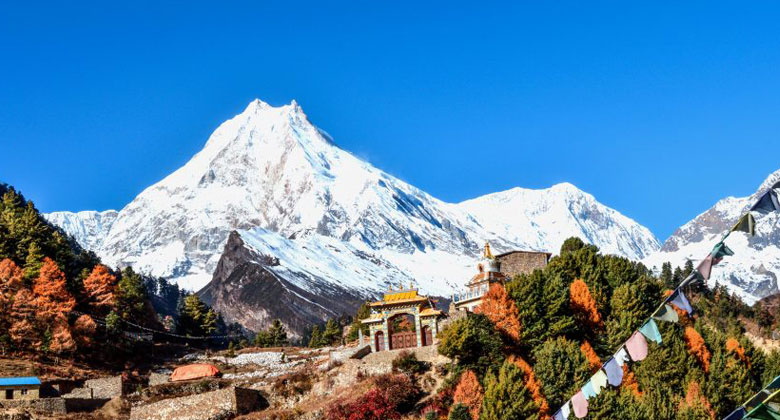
[{"x1": 2, "y1": 1, "x2": 779, "y2": 241}]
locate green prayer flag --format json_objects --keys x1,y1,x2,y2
[
  {"x1": 732, "y1": 213, "x2": 757, "y2": 236},
  {"x1": 712, "y1": 242, "x2": 735, "y2": 261}
]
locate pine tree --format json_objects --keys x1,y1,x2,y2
[
  {"x1": 660, "y1": 262, "x2": 674, "y2": 289},
  {"x1": 23, "y1": 241, "x2": 44, "y2": 281},
  {"x1": 480, "y1": 360, "x2": 540, "y2": 420},
  {"x1": 309, "y1": 325, "x2": 323, "y2": 348},
  {"x1": 116, "y1": 267, "x2": 146, "y2": 320},
  {"x1": 533, "y1": 337, "x2": 591, "y2": 410},
  {"x1": 322, "y1": 319, "x2": 342, "y2": 346},
  {"x1": 606, "y1": 283, "x2": 648, "y2": 349},
  {"x1": 453, "y1": 370, "x2": 483, "y2": 420},
  {"x1": 437, "y1": 314, "x2": 504, "y2": 377},
  {"x1": 202, "y1": 309, "x2": 218, "y2": 335},
  {"x1": 268, "y1": 319, "x2": 288, "y2": 347}
]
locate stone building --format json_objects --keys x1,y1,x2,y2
[
  {"x1": 0, "y1": 377, "x2": 40, "y2": 400},
  {"x1": 452, "y1": 243, "x2": 550, "y2": 312},
  {"x1": 361, "y1": 286, "x2": 444, "y2": 353},
  {"x1": 495, "y1": 250, "x2": 551, "y2": 279}
]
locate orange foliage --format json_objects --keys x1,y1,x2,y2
[
  {"x1": 475, "y1": 283, "x2": 522, "y2": 342},
  {"x1": 83, "y1": 265, "x2": 116, "y2": 309},
  {"x1": 0, "y1": 259, "x2": 23, "y2": 293},
  {"x1": 50, "y1": 315, "x2": 75, "y2": 354},
  {"x1": 726, "y1": 338, "x2": 750, "y2": 368},
  {"x1": 569, "y1": 279, "x2": 602, "y2": 329},
  {"x1": 678, "y1": 381, "x2": 715, "y2": 419},
  {"x1": 510, "y1": 355, "x2": 550, "y2": 416},
  {"x1": 73, "y1": 314, "x2": 97, "y2": 348},
  {"x1": 32, "y1": 258, "x2": 75, "y2": 319},
  {"x1": 580, "y1": 341, "x2": 601, "y2": 373},
  {"x1": 683, "y1": 327, "x2": 711, "y2": 372},
  {"x1": 9, "y1": 289, "x2": 39, "y2": 347},
  {"x1": 453, "y1": 370, "x2": 483, "y2": 420},
  {"x1": 622, "y1": 365, "x2": 643, "y2": 398}
]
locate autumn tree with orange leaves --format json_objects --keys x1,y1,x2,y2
[
  {"x1": 683, "y1": 327, "x2": 711, "y2": 372},
  {"x1": 569, "y1": 279, "x2": 602, "y2": 330},
  {"x1": 83, "y1": 264, "x2": 117, "y2": 311},
  {"x1": 510, "y1": 355, "x2": 550, "y2": 417},
  {"x1": 453, "y1": 370, "x2": 483, "y2": 420},
  {"x1": 475, "y1": 283, "x2": 522, "y2": 343}
]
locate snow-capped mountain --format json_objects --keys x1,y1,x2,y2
[
  {"x1": 44, "y1": 99, "x2": 660, "y2": 302},
  {"x1": 644, "y1": 170, "x2": 780, "y2": 304},
  {"x1": 458, "y1": 184, "x2": 659, "y2": 261},
  {"x1": 44, "y1": 210, "x2": 118, "y2": 252}
]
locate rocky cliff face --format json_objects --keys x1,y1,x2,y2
[
  {"x1": 645, "y1": 170, "x2": 780, "y2": 304},
  {"x1": 199, "y1": 231, "x2": 366, "y2": 337}
]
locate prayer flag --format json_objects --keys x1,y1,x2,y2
[
  {"x1": 591, "y1": 370, "x2": 608, "y2": 394},
  {"x1": 652, "y1": 304, "x2": 679, "y2": 323},
  {"x1": 572, "y1": 391, "x2": 588, "y2": 418},
  {"x1": 626, "y1": 331, "x2": 648, "y2": 361},
  {"x1": 712, "y1": 242, "x2": 735, "y2": 262},
  {"x1": 582, "y1": 381, "x2": 597, "y2": 399},
  {"x1": 732, "y1": 213, "x2": 756, "y2": 236},
  {"x1": 751, "y1": 190, "x2": 780, "y2": 214},
  {"x1": 723, "y1": 407, "x2": 746, "y2": 420},
  {"x1": 697, "y1": 255, "x2": 714, "y2": 281},
  {"x1": 669, "y1": 290, "x2": 693, "y2": 314},
  {"x1": 604, "y1": 358, "x2": 623, "y2": 386},
  {"x1": 614, "y1": 347, "x2": 630, "y2": 367},
  {"x1": 679, "y1": 272, "x2": 699, "y2": 288},
  {"x1": 639, "y1": 319, "x2": 663, "y2": 344},
  {"x1": 561, "y1": 401, "x2": 571, "y2": 419}
]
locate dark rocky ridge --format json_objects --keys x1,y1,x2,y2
[{"x1": 198, "y1": 231, "x2": 367, "y2": 338}]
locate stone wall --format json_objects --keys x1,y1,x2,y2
[
  {"x1": 129, "y1": 386, "x2": 264, "y2": 420},
  {"x1": 496, "y1": 251, "x2": 550, "y2": 278},
  {"x1": 0, "y1": 398, "x2": 67, "y2": 415}
]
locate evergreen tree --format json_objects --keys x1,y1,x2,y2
[
  {"x1": 268, "y1": 319, "x2": 288, "y2": 347},
  {"x1": 533, "y1": 337, "x2": 591, "y2": 409},
  {"x1": 254, "y1": 330, "x2": 272, "y2": 347},
  {"x1": 23, "y1": 241, "x2": 44, "y2": 281},
  {"x1": 437, "y1": 314, "x2": 504, "y2": 377},
  {"x1": 322, "y1": 319, "x2": 342, "y2": 346},
  {"x1": 660, "y1": 262, "x2": 674, "y2": 289},
  {"x1": 448, "y1": 404, "x2": 471, "y2": 420},
  {"x1": 309, "y1": 325, "x2": 323, "y2": 348},
  {"x1": 116, "y1": 267, "x2": 147, "y2": 320},
  {"x1": 480, "y1": 360, "x2": 540, "y2": 420}
]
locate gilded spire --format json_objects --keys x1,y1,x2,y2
[{"x1": 483, "y1": 242, "x2": 494, "y2": 259}]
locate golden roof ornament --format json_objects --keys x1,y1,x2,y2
[{"x1": 483, "y1": 242, "x2": 494, "y2": 259}]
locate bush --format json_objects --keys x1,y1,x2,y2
[
  {"x1": 373, "y1": 373, "x2": 421, "y2": 413},
  {"x1": 392, "y1": 350, "x2": 430, "y2": 376},
  {"x1": 272, "y1": 371, "x2": 313, "y2": 398},
  {"x1": 327, "y1": 388, "x2": 400, "y2": 420}
]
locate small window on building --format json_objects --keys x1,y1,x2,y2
[
  {"x1": 20, "y1": 389, "x2": 28, "y2": 395},
  {"x1": 5, "y1": 389, "x2": 12, "y2": 399}
]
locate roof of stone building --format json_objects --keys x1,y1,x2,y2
[
  {"x1": 495, "y1": 249, "x2": 553, "y2": 259},
  {"x1": 0, "y1": 377, "x2": 41, "y2": 387}
]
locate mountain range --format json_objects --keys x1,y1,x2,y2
[{"x1": 41, "y1": 99, "x2": 777, "y2": 333}]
